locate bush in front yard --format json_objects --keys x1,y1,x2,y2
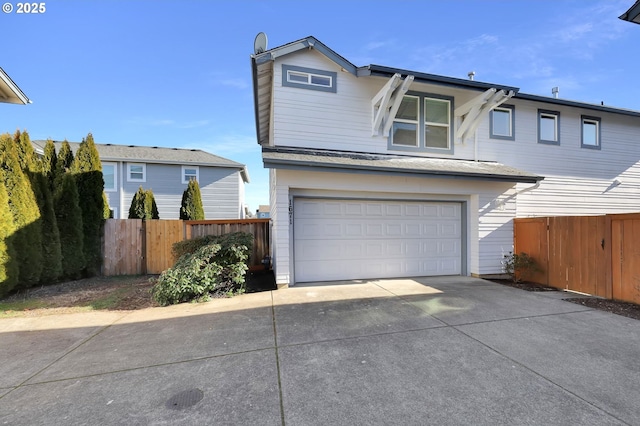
[
  {"x1": 171, "y1": 232, "x2": 253, "y2": 263},
  {"x1": 151, "y1": 236, "x2": 251, "y2": 306}
]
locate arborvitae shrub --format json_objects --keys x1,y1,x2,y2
[
  {"x1": 0, "y1": 168, "x2": 18, "y2": 297},
  {"x1": 128, "y1": 186, "x2": 160, "y2": 220},
  {"x1": 0, "y1": 134, "x2": 43, "y2": 288},
  {"x1": 179, "y1": 179, "x2": 205, "y2": 220},
  {"x1": 72, "y1": 133, "x2": 104, "y2": 276},
  {"x1": 54, "y1": 173, "x2": 85, "y2": 279}
]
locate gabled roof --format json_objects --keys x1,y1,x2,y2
[
  {"x1": 263, "y1": 146, "x2": 543, "y2": 184},
  {"x1": 0, "y1": 67, "x2": 30, "y2": 105},
  {"x1": 620, "y1": 0, "x2": 640, "y2": 24},
  {"x1": 32, "y1": 140, "x2": 250, "y2": 183}
]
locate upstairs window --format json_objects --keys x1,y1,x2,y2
[
  {"x1": 538, "y1": 110, "x2": 560, "y2": 145},
  {"x1": 490, "y1": 105, "x2": 515, "y2": 140},
  {"x1": 581, "y1": 116, "x2": 601, "y2": 150},
  {"x1": 128, "y1": 163, "x2": 146, "y2": 182},
  {"x1": 282, "y1": 64, "x2": 337, "y2": 93},
  {"x1": 390, "y1": 93, "x2": 453, "y2": 153},
  {"x1": 102, "y1": 162, "x2": 117, "y2": 192},
  {"x1": 182, "y1": 165, "x2": 199, "y2": 184}
]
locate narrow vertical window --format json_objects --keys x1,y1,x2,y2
[
  {"x1": 391, "y1": 95, "x2": 419, "y2": 147},
  {"x1": 424, "y1": 97, "x2": 451, "y2": 149},
  {"x1": 581, "y1": 116, "x2": 601, "y2": 149},
  {"x1": 102, "y1": 162, "x2": 117, "y2": 191},
  {"x1": 490, "y1": 105, "x2": 515, "y2": 140},
  {"x1": 538, "y1": 110, "x2": 560, "y2": 145}
]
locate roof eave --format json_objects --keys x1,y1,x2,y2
[
  {"x1": 0, "y1": 67, "x2": 30, "y2": 105},
  {"x1": 619, "y1": 0, "x2": 640, "y2": 24},
  {"x1": 263, "y1": 157, "x2": 543, "y2": 184},
  {"x1": 515, "y1": 93, "x2": 640, "y2": 117},
  {"x1": 364, "y1": 65, "x2": 520, "y2": 94}
]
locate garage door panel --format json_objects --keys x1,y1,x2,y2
[{"x1": 294, "y1": 199, "x2": 462, "y2": 282}]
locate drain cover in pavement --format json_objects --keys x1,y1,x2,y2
[{"x1": 166, "y1": 388, "x2": 204, "y2": 410}]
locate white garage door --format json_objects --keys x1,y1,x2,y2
[{"x1": 293, "y1": 198, "x2": 462, "y2": 283}]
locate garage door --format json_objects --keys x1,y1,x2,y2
[{"x1": 293, "y1": 198, "x2": 462, "y2": 283}]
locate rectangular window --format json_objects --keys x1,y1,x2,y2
[
  {"x1": 391, "y1": 95, "x2": 419, "y2": 147},
  {"x1": 389, "y1": 93, "x2": 453, "y2": 153},
  {"x1": 538, "y1": 110, "x2": 560, "y2": 145},
  {"x1": 490, "y1": 105, "x2": 515, "y2": 140},
  {"x1": 424, "y1": 97, "x2": 450, "y2": 149},
  {"x1": 102, "y1": 162, "x2": 117, "y2": 192},
  {"x1": 182, "y1": 165, "x2": 199, "y2": 184},
  {"x1": 128, "y1": 163, "x2": 146, "y2": 182},
  {"x1": 581, "y1": 116, "x2": 601, "y2": 149},
  {"x1": 282, "y1": 64, "x2": 337, "y2": 93}
]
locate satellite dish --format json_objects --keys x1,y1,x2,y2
[{"x1": 254, "y1": 32, "x2": 268, "y2": 54}]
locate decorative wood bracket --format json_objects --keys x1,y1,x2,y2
[
  {"x1": 455, "y1": 88, "x2": 515, "y2": 142},
  {"x1": 372, "y1": 73, "x2": 415, "y2": 136}
]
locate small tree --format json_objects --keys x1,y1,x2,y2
[
  {"x1": 128, "y1": 187, "x2": 159, "y2": 220},
  {"x1": 41, "y1": 139, "x2": 58, "y2": 193},
  {"x1": 180, "y1": 179, "x2": 204, "y2": 220}
]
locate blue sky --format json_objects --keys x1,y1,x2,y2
[{"x1": 2, "y1": 0, "x2": 638, "y2": 212}]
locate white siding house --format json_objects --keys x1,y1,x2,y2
[
  {"x1": 32, "y1": 141, "x2": 250, "y2": 220},
  {"x1": 251, "y1": 36, "x2": 640, "y2": 288}
]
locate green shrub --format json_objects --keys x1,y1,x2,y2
[
  {"x1": 128, "y1": 186, "x2": 159, "y2": 219},
  {"x1": 171, "y1": 232, "x2": 253, "y2": 263},
  {"x1": 179, "y1": 179, "x2": 205, "y2": 220},
  {"x1": 502, "y1": 252, "x2": 541, "y2": 283},
  {"x1": 151, "y1": 238, "x2": 251, "y2": 306}
]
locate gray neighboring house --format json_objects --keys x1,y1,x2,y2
[
  {"x1": 32, "y1": 141, "x2": 250, "y2": 220},
  {"x1": 0, "y1": 67, "x2": 30, "y2": 105}
]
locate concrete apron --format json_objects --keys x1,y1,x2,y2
[{"x1": 1, "y1": 277, "x2": 639, "y2": 425}]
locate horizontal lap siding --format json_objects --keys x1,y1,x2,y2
[
  {"x1": 120, "y1": 163, "x2": 242, "y2": 220},
  {"x1": 476, "y1": 101, "x2": 640, "y2": 217}
]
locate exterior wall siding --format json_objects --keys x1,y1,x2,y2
[
  {"x1": 271, "y1": 50, "x2": 640, "y2": 221},
  {"x1": 271, "y1": 168, "x2": 514, "y2": 286},
  {"x1": 112, "y1": 162, "x2": 242, "y2": 220}
]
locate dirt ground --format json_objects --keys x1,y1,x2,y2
[
  {"x1": 491, "y1": 279, "x2": 640, "y2": 321},
  {"x1": 0, "y1": 270, "x2": 276, "y2": 316}
]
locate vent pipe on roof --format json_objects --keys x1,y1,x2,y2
[
  {"x1": 468, "y1": 71, "x2": 475, "y2": 81},
  {"x1": 552, "y1": 87, "x2": 559, "y2": 98}
]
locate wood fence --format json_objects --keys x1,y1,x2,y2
[
  {"x1": 102, "y1": 218, "x2": 271, "y2": 276},
  {"x1": 514, "y1": 213, "x2": 640, "y2": 304}
]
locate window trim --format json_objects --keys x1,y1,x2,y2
[
  {"x1": 182, "y1": 165, "x2": 199, "y2": 184},
  {"x1": 127, "y1": 163, "x2": 146, "y2": 183},
  {"x1": 102, "y1": 162, "x2": 117, "y2": 192},
  {"x1": 388, "y1": 91, "x2": 454, "y2": 154},
  {"x1": 538, "y1": 109, "x2": 561, "y2": 145},
  {"x1": 581, "y1": 115, "x2": 601, "y2": 150},
  {"x1": 489, "y1": 104, "x2": 515, "y2": 140},
  {"x1": 282, "y1": 64, "x2": 337, "y2": 93}
]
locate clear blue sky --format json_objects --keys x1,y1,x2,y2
[{"x1": 2, "y1": 0, "x2": 638, "y2": 212}]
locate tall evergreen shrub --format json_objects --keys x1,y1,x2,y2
[
  {"x1": 0, "y1": 168, "x2": 18, "y2": 297},
  {"x1": 179, "y1": 179, "x2": 205, "y2": 220},
  {"x1": 72, "y1": 133, "x2": 104, "y2": 276},
  {"x1": 0, "y1": 134, "x2": 42, "y2": 287},
  {"x1": 54, "y1": 173, "x2": 85, "y2": 279},
  {"x1": 128, "y1": 186, "x2": 159, "y2": 219}
]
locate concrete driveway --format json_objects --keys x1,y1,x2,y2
[{"x1": 1, "y1": 277, "x2": 639, "y2": 425}]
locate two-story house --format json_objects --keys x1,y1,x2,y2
[
  {"x1": 251, "y1": 36, "x2": 640, "y2": 288},
  {"x1": 32, "y1": 141, "x2": 250, "y2": 220}
]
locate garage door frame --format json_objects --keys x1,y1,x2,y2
[{"x1": 292, "y1": 196, "x2": 467, "y2": 283}]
